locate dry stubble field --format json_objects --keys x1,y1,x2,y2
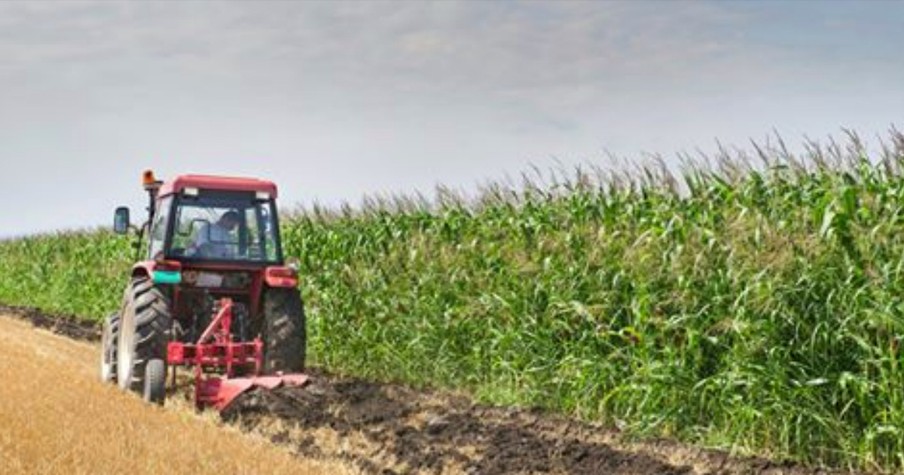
[{"x1": 0, "y1": 315, "x2": 352, "y2": 475}]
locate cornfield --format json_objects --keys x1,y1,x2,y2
[{"x1": 3, "y1": 131, "x2": 904, "y2": 470}]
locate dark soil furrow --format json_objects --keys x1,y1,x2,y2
[{"x1": 223, "y1": 373, "x2": 843, "y2": 475}]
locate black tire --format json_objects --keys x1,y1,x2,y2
[
  {"x1": 262, "y1": 287, "x2": 306, "y2": 373},
  {"x1": 143, "y1": 358, "x2": 166, "y2": 405},
  {"x1": 100, "y1": 313, "x2": 120, "y2": 383},
  {"x1": 117, "y1": 277, "x2": 172, "y2": 396}
]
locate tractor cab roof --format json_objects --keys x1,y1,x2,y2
[{"x1": 158, "y1": 174, "x2": 278, "y2": 199}]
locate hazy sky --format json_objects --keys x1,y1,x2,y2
[{"x1": 1, "y1": 1, "x2": 902, "y2": 237}]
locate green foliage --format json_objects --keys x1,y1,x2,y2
[
  {"x1": 0, "y1": 229, "x2": 133, "y2": 318},
  {"x1": 3, "y1": 132, "x2": 904, "y2": 470}
]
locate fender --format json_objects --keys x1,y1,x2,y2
[{"x1": 132, "y1": 260, "x2": 183, "y2": 284}]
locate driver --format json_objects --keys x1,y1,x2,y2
[{"x1": 191, "y1": 210, "x2": 240, "y2": 258}]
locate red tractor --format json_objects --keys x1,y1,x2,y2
[{"x1": 100, "y1": 171, "x2": 307, "y2": 409}]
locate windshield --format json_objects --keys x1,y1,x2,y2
[{"x1": 166, "y1": 191, "x2": 281, "y2": 263}]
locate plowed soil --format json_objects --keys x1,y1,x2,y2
[
  {"x1": 2, "y1": 309, "x2": 853, "y2": 475},
  {"x1": 222, "y1": 376, "x2": 842, "y2": 475}
]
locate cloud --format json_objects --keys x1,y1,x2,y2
[
  {"x1": 0, "y1": 2, "x2": 752, "y2": 91},
  {"x1": 0, "y1": 1, "x2": 773, "y2": 147}
]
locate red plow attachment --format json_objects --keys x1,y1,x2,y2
[{"x1": 167, "y1": 298, "x2": 308, "y2": 410}]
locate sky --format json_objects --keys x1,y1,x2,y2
[{"x1": 0, "y1": 0, "x2": 902, "y2": 237}]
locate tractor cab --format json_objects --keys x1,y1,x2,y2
[
  {"x1": 146, "y1": 174, "x2": 282, "y2": 263},
  {"x1": 116, "y1": 172, "x2": 284, "y2": 262},
  {"x1": 104, "y1": 170, "x2": 307, "y2": 410}
]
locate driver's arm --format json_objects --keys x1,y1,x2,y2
[
  {"x1": 194, "y1": 222, "x2": 211, "y2": 246},
  {"x1": 187, "y1": 222, "x2": 211, "y2": 256}
]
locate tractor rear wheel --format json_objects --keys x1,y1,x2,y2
[
  {"x1": 117, "y1": 277, "x2": 172, "y2": 399},
  {"x1": 100, "y1": 312, "x2": 120, "y2": 383},
  {"x1": 262, "y1": 287, "x2": 306, "y2": 373}
]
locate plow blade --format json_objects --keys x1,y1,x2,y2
[{"x1": 198, "y1": 374, "x2": 309, "y2": 411}]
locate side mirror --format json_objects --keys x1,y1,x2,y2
[{"x1": 114, "y1": 207, "x2": 130, "y2": 235}]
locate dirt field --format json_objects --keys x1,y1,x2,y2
[
  {"x1": 224, "y1": 375, "x2": 846, "y2": 475},
  {"x1": 0, "y1": 310, "x2": 848, "y2": 475}
]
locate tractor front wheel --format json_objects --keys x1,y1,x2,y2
[
  {"x1": 262, "y1": 287, "x2": 306, "y2": 374},
  {"x1": 99, "y1": 313, "x2": 119, "y2": 383},
  {"x1": 117, "y1": 277, "x2": 172, "y2": 403},
  {"x1": 143, "y1": 358, "x2": 166, "y2": 405}
]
